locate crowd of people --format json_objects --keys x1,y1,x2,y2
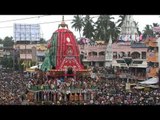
[
  {"x1": 0, "y1": 70, "x2": 28, "y2": 105},
  {"x1": 0, "y1": 66, "x2": 160, "y2": 105}
]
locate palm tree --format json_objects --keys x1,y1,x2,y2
[
  {"x1": 39, "y1": 38, "x2": 47, "y2": 44},
  {"x1": 94, "y1": 15, "x2": 114, "y2": 42},
  {"x1": 83, "y1": 15, "x2": 95, "y2": 39},
  {"x1": 143, "y1": 24, "x2": 154, "y2": 39},
  {"x1": 153, "y1": 23, "x2": 159, "y2": 27},
  {"x1": 134, "y1": 21, "x2": 141, "y2": 35},
  {"x1": 108, "y1": 21, "x2": 120, "y2": 43},
  {"x1": 152, "y1": 23, "x2": 159, "y2": 36},
  {"x1": 116, "y1": 15, "x2": 126, "y2": 27},
  {"x1": 71, "y1": 15, "x2": 84, "y2": 38}
]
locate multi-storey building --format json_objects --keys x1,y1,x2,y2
[
  {"x1": 14, "y1": 43, "x2": 47, "y2": 68},
  {"x1": 145, "y1": 37, "x2": 159, "y2": 78},
  {"x1": 77, "y1": 15, "x2": 153, "y2": 82},
  {"x1": 36, "y1": 44, "x2": 47, "y2": 64},
  {"x1": 112, "y1": 42, "x2": 147, "y2": 79},
  {"x1": 14, "y1": 44, "x2": 36, "y2": 63},
  {"x1": 111, "y1": 15, "x2": 147, "y2": 80},
  {"x1": 79, "y1": 42, "x2": 106, "y2": 67}
]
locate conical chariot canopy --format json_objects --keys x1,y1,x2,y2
[{"x1": 41, "y1": 16, "x2": 84, "y2": 72}]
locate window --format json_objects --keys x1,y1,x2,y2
[
  {"x1": 113, "y1": 52, "x2": 117, "y2": 59},
  {"x1": 132, "y1": 61, "x2": 143, "y2": 64},
  {"x1": 117, "y1": 60, "x2": 125, "y2": 63},
  {"x1": 131, "y1": 52, "x2": 140, "y2": 59},
  {"x1": 142, "y1": 52, "x2": 146, "y2": 59},
  {"x1": 92, "y1": 52, "x2": 97, "y2": 56},
  {"x1": 99, "y1": 51, "x2": 105, "y2": 56},
  {"x1": 88, "y1": 52, "x2": 92, "y2": 56}
]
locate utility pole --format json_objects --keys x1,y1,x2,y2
[{"x1": 124, "y1": 57, "x2": 132, "y2": 91}]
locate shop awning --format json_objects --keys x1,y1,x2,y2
[{"x1": 139, "y1": 77, "x2": 159, "y2": 85}]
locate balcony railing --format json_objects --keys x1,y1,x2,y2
[
  {"x1": 83, "y1": 56, "x2": 105, "y2": 61},
  {"x1": 79, "y1": 45, "x2": 106, "y2": 50}
]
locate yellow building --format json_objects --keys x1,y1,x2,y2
[
  {"x1": 36, "y1": 44, "x2": 47, "y2": 63},
  {"x1": 14, "y1": 43, "x2": 47, "y2": 69}
]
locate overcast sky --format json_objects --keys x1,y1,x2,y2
[{"x1": 0, "y1": 15, "x2": 159, "y2": 41}]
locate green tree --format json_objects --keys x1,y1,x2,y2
[
  {"x1": 83, "y1": 15, "x2": 95, "y2": 39},
  {"x1": 3, "y1": 36, "x2": 14, "y2": 47},
  {"x1": 7, "y1": 57, "x2": 13, "y2": 68},
  {"x1": 116, "y1": 15, "x2": 126, "y2": 27},
  {"x1": 153, "y1": 23, "x2": 159, "y2": 27},
  {"x1": 152, "y1": 23, "x2": 159, "y2": 36},
  {"x1": 143, "y1": 24, "x2": 154, "y2": 39},
  {"x1": 31, "y1": 61, "x2": 36, "y2": 66},
  {"x1": 108, "y1": 21, "x2": 120, "y2": 43},
  {"x1": 0, "y1": 38, "x2": 3, "y2": 44},
  {"x1": 71, "y1": 15, "x2": 84, "y2": 38},
  {"x1": 134, "y1": 21, "x2": 141, "y2": 35},
  {"x1": 39, "y1": 38, "x2": 47, "y2": 44},
  {"x1": 94, "y1": 15, "x2": 114, "y2": 41},
  {"x1": 1, "y1": 57, "x2": 13, "y2": 69},
  {"x1": 1, "y1": 58, "x2": 6, "y2": 69}
]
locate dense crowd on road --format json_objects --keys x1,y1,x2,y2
[
  {"x1": 0, "y1": 67, "x2": 160, "y2": 105},
  {"x1": 0, "y1": 70, "x2": 28, "y2": 105}
]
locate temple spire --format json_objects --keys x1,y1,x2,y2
[
  {"x1": 58, "y1": 15, "x2": 68, "y2": 29},
  {"x1": 62, "y1": 15, "x2": 64, "y2": 21},
  {"x1": 109, "y1": 35, "x2": 112, "y2": 44},
  {"x1": 118, "y1": 15, "x2": 139, "y2": 42},
  {"x1": 120, "y1": 15, "x2": 138, "y2": 34}
]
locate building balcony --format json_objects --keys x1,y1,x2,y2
[
  {"x1": 83, "y1": 56, "x2": 105, "y2": 61},
  {"x1": 19, "y1": 45, "x2": 36, "y2": 49},
  {"x1": 79, "y1": 45, "x2": 106, "y2": 50}
]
